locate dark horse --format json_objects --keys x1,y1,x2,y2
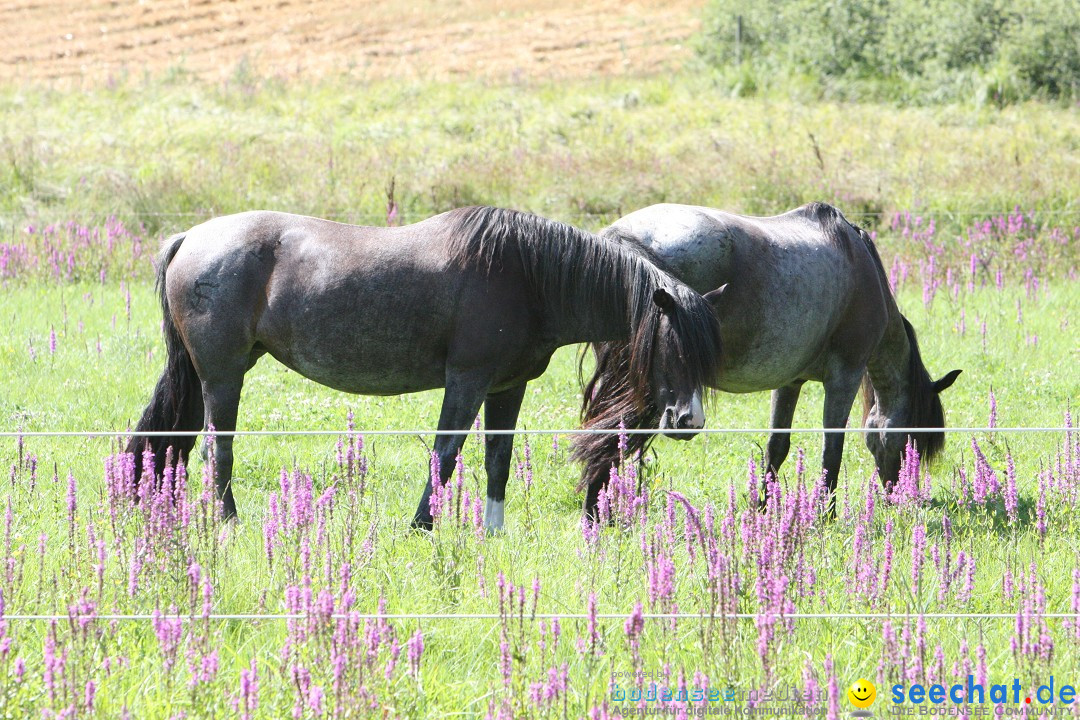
[
  {"x1": 574, "y1": 202, "x2": 961, "y2": 513},
  {"x1": 127, "y1": 206, "x2": 723, "y2": 529}
]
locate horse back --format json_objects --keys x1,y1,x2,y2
[{"x1": 609, "y1": 203, "x2": 891, "y2": 388}]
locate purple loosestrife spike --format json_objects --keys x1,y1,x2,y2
[
  {"x1": 960, "y1": 552, "x2": 976, "y2": 604},
  {"x1": 624, "y1": 601, "x2": 644, "y2": 661},
  {"x1": 428, "y1": 452, "x2": 443, "y2": 523},
  {"x1": 523, "y1": 436, "x2": 533, "y2": 491},
  {"x1": 1004, "y1": 451, "x2": 1019, "y2": 524},
  {"x1": 932, "y1": 645, "x2": 946, "y2": 685},
  {"x1": 803, "y1": 659, "x2": 820, "y2": 709},
  {"x1": 825, "y1": 655, "x2": 839, "y2": 720},
  {"x1": 747, "y1": 457, "x2": 760, "y2": 509},
  {"x1": 385, "y1": 635, "x2": 401, "y2": 681},
  {"x1": 66, "y1": 472, "x2": 77, "y2": 523},
  {"x1": 152, "y1": 606, "x2": 183, "y2": 674},
  {"x1": 911, "y1": 524, "x2": 926, "y2": 593},
  {"x1": 988, "y1": 388, "x2": 997, "y2": 429},
  {"x1": 308, "y1": 685, "x2": 324, "y2": 717},
  {"x1": 878, "y1": 519, "x2": 894, "y2": 603},
  {"x1": 453, "y1": 451, "x2": 465, "y2": 521},
  {"x1": 587, "y1": 591, "x2": 600, "y2": 655},
  {"x1": 234, "y1": 658, "x2": 259, "y2": 720},
  {"x1": 580, "y1": 514, "x2": 599, "y2": 546},
  {"x1": 499, "y1": 637, "x2": 512, "y2": 688},
  {"x1": 406, "y1": 629, "x2": 424, "y2": 677}
]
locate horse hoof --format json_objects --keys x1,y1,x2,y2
[{"x1": 410, "y1": 516, "x2": 434, "y2": 532}]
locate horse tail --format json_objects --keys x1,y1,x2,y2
[{"x1": 125, "y1": 232, "x2": 204, "y2": 484}]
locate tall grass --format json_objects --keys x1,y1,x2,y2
[{"x1": 1, "y1": 73, "x2": 1078, "y2": 238}]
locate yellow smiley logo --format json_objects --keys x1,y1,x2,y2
[{"x1": 847, "y1": 679, "x2": 876, "y2": 709}]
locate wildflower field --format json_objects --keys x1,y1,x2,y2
[{"x1": 2, "y1": 64, "x2": 1080, "y2": 720}]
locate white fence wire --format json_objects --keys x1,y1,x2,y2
[
  {"x1": 3, "y1": 613, "x2": 1078, "y2": 622},
  {"x1": 8, "y1": 209, "x2": 1080, "y2": 221},
  {"x1": 1, "y1": 426, "x2": 1073, "y2": 438}
]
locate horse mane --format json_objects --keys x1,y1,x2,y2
[
  {"x1": 839, "y1": 212, "x2": 948, "y2": 464},
  {"x1": 445, "y1": 211, "x2": 721, "y2": 444},
  {"x1": 568, "y1": 224, "x2": 723, "y2": 490},
  {"x1": 445, "y1": 206, "x2": 659, "y2": 322},
  {"x1": 895, "y1": 315, "x2": 948, "y2": 461}
]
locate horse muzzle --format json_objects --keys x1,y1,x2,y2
[{"x1": 659, "y1": 390, "x2": 705, "y2": 440}]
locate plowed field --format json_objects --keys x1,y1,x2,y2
[{"x1": 1, "y1": 0, "x2": 700, "y2": 84}]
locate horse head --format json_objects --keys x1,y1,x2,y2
[
  {"x1": 640, "y1": 285, "x2": 724, "y2": 440},
  {"x1": 864, "y1": 367, "x2": 962, "y2": 488}
]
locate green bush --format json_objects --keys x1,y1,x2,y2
[{"x1": 698, "y1": 0, "x2": 1079, "y2": 103}]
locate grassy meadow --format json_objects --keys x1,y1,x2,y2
[{"x1": 2, "y1": 61, "x2": 1080, "y2": 719}]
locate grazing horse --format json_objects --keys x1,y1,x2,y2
[
  {"x1": 574, "y1": 202, "x2": 961, "y2": 513},
  {"x1": 126, "y1": 206, "x2": 723, "y2": 530}
]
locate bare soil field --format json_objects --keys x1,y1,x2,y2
[{"x1": 1, "y1": 0, "x2": 701, "y2": 85}]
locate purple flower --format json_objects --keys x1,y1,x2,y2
[
  {"x1": 624, "y1": 601, "x2": 644, "y2": 661},
  {"x1": 233, "y1": 658, "x2": 259, "y2": 720},
  {"x1": 1004, "y1": 451, "x2": 1018, "y2": 524},
  {"x1": 406, "y1": 628, "x2": 424, "y2": 678},
  {"x1": 825, "y1": 655, "x2": 839, "y2": 720},
  {"x1": 911, "y1": 524, "x2": 926, "y2": 592}
]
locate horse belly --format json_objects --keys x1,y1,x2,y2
[
  {"x1": 258, "y1": 276, "x2": 455, "y2": 396},
  {"x1": 268, "y1": 332, "x2": 448, "y2": 396}
]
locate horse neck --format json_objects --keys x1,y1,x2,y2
[
  {"x1": 557, "y1": 297, "x2": 636, "y2": 345},
  {"x1": 542, "y1": 252, "x2": 658, "y2": 346},
  {"x1": 864, "y1": 306, "x2": 914, "y2": 416}
]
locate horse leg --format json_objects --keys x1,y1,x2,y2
[
  {"x1": 411, "y1": 371, "x2": 492, "y2": 530},
  {"x1": 820, "y1": 367, "x2": 864, "y2": 516},
  {"x1": 201, "y1": 377, "x2": 245, "y2": 520},
  {"x1": 762, "y1": 381, "x2": 804, "y2": 506},
  {"x1": 481, "y1": 383, "x2": 527, "y2": 533}
]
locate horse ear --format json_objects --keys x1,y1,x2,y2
[
  {"x1": 703, "y1": 284, "x2": 728, "y2": 305},
  {"x1": 933, "y1": 369, "x2": 962, "y2": 393},
  {"x1": 652, "y1": 287, "x2": 677, "y2": 313}
]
